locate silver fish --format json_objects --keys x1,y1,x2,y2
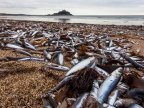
[
  {"x1": 85, "y1": 52, "x2": 106, "y2": 58},
  {"x1": 43, "y1": 50, "x2": 52, "y2": 60},
  {"x1": 97, "y1": 67, "x2": 123, "y2": 104},
  {"x1": 90, "y1": 61, "x2": 96, "y2": 68},
  {"x1": 70, "y1": 59, "x2": 79, "y2": 65},
  {"x1": 6, "y1": 43, "x2": 24, "y2": 50},
  {"x1": 18, "y1": 57, "x2": 44, "y2": 61},
  {"x1": 32, "y1": 31, "x2": 39, "y2": 36},
  {"x1": 106, "y1": 47, "x2": 117, "y2": 51},
  {"x1": 90, "y1": 80, "x2": 99, "y2": 100},
  {"x1": 46, "y1": 63, "x2": 70, "y2": 71},
  {"x1": 109, "y1": 39, "x2": 113, "y2": 47},
  {"x1": 57, "y1": 52, "x2": 64, "y2": 65},
  {"x1": 111, "y1": 51, "x2": 121, "y2": 60},
  {"x1": 102, "y1": 103, "x2": 116, "y2": 108},
  {"x1": 120, "y1": 53, "x2": 144, "y2": 69},
  {"x1": 130, "y1": 57, "x2": 142, "y2": 61},
  {"x1": 49, "y1": 75, "x2": 74, "y2": 93},
  {"x1": 94, "y1": 66, "x2": 109, "y2": 78},
  {"x1": 108, "y1": 89, "x2": 119, "y2": 106},
  {"x1": 15, "y1": 37, "x2": 22, "y2": 45},
  {"x1": 14, "y1": 49, "x2": 32, "y2": 57},
  {"x1": 72, "y1": 93, "x2": 89, "y2": 108},
  {"x1": 24, "y1": 39, "x2": 36, "y2": 50},
  {"x1": 66, "y1": 56, "x2": 95, "y2": 76}
]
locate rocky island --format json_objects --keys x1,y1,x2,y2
[{"x1": 51, "y1": 10, "x2": 73, "y2": 16}]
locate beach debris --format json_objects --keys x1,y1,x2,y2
[{"x1": 0, "y1": 20, "x2": 144, "y2": 108}]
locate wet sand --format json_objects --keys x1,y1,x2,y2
[{"x1": 0, "y1": 19, "x2": 144, "y2": 107}]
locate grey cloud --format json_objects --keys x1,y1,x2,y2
[
  {"x1": 0, "y1": 0, "x2": 144, "y2": 15},
  {"x1": 0, "y1": 0, "x2": 144, "y2": 8}
]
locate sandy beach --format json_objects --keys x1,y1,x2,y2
[{"x1": 0, "y1": 19, "x2": 144, "y2": 107}]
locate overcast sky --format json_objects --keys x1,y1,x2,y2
[{"x1": 0, "y1": 0, "x2": 144, "y2": 15}]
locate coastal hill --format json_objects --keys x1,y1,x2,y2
[
  {"x1": 51, "y1": 10, "x2": 73, "y2": 16},
  {"x1": 0, "y1": 13, "x2": 29, "y2": 16}
]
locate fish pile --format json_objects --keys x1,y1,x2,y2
[
  {"x1": 0, "y1": 20, "x2": 144, "y2": 108},
  {"x1": 42, "y1": 35, "x2": 144, "y2": 108}
]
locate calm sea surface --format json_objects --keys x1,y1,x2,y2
[{"x1": 0, "y1": 15, "x2": 144, "y2": 25}]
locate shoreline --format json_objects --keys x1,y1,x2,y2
[
  {"x1": 1, "y1": 18, "x2": 144, "y2": 26},
  {"x1": 0, "y1": 15, "x2": 144, "y2": 26}
]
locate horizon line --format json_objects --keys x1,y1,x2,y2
[{"x1": 0, "y1": 13, "x2": 144, "y2": 16}]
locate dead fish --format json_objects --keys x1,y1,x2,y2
[
  {"x1": 97, "y1": 67, "x2": 123, "y2": 104},
  {"x1": 6, "y1": 43, "x2": 24, "y2": 50},
  {"x1": 102, "y1": 103, "x2": 115, "y2": 108},
  {"x1": 109, "y1": 39, "x2": 113, "y2": 47},
  {"x1": 66, "y1": 56, "x2": 95, "y2": 76},
  {"x1": 24, "y1": 38, "x2": 36, "y2": 50},
  {"x1": 106, "y1": 47, "x2": 117, "y2": 51},
  {"x1": 111, "y1": 51, "x2": 121, "y2": 60},
  {"x1": 120, "y1": 53, "x2": 144, "y2": 69},
  {"x1": 136, "y1": 61, "x2": 144, "y2": 64},
  {"x1": 43, "y1": 50, "x2": 52, "y2": 60},
  {"x1": 49, "y1": 75, "x2": 74, "y2": 93},
  {"x1": 18, "y1": 57, "x2": 44, "y2": 61},
  {"x1": 86, "y1": 46, "x2": 95, "y2": 50},
  {"x1": 14, "y1": 49, "x2": 32, "y2": 57},
  {"x1": 57, "y1": 52, "x2": 64, "y2": 65},
  {"x1": 72, "y1": 93, "x2": 89, "y2": 108},
  {"x1": 90, "y1": 80, "x2": 99, "y2": 100},
  {"x1": 70, "y1": 59, "x2": 79, "y2": 65},
  {"x1": 15, "y1": 36, "x2": 22, "y2": 45},
  {"x1": 108, "y1": 89, "x2": 119, "y2": 106},
  {"x1": 130, "y1": 57, "x2": 142, "y2": 61},
  {"x1": 0, "y1": 42, "x2": 5, "y2": 48},
  {"x1": 90, "y1": 61, "x2": 96, "y2": 68},
  {"x1": 56, "y1": 39, "x2": 60, "y2": 48},
  {"x1": 10, "y1": 34, "x2": 19, "y2": 39},
  {"x1": 46, "y1": 63, "x2": 70, "y2": 71},
  {"x1": 94, "y1": 66, "x2": 109, "y2": 78},
  {"x1": 32, "y1": 31, "x2": 39, "y2": 36},
  {"x1": 85, "y1": 52, "x2": 106, "y2": 58}
]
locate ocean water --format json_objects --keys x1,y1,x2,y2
[{"x1": 0, "y1": 15, "x2": 144, "y2": 25}]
